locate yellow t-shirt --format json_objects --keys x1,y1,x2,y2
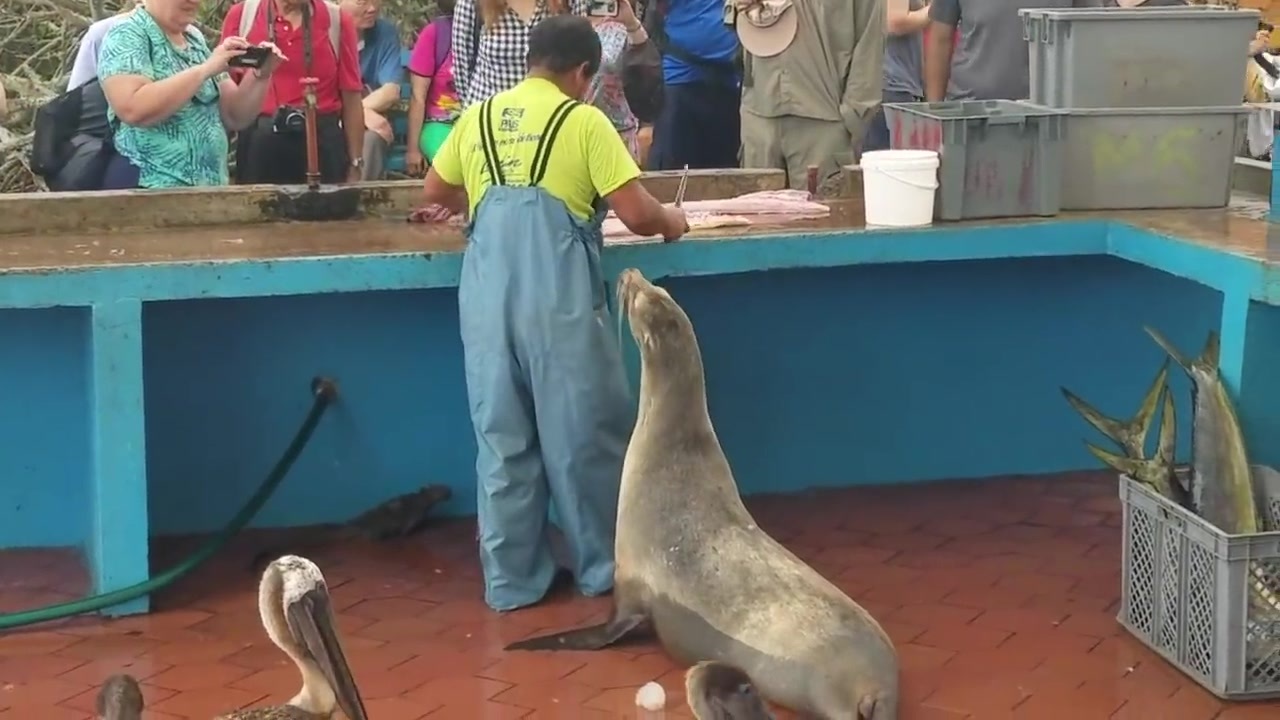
[{"x1": 432, "y1": 77, "x2": 641, "y2": 220}]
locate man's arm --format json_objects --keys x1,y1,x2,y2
[
  {"x1": 363, "y1": 30, "x2": 404, "y2": 112},
  {"x1": 335, "y1": 12, "x2": 366, "y2": 178},
  {"x1": 581, "y1": 107, "x2": 684, "y2": 240},
  {"x1": 887, "y1": 0, "x2": 930, "y2": 36},
  {"x1": 924, "y1": 0, "x2": 959, "y2": 101},
  {"x1": 839, "y1": 0, "x2": 885, "y2": 143}
]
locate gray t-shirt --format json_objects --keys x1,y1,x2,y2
[
  {"x1": 885, "y1": 0, "x2": 925, "y2": 97},
  {"x1": 930, "y1": 0, "x2": 1077, "y2": 101}
]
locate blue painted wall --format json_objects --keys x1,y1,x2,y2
[
  {"x1": 142, "y1": 256, "x2": 1219, "y2": 536},
  {"x1": 0, "y1": 308, "x2": 92, "y2": 548},
  {"x1": 0, "y1": 256, "x2": 1224, "y2": 545}
]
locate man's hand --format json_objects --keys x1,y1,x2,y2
[
  {"x1": 1251, "y1": 29, "x2": 1271, "y2": 57},
  {"x1": 257, "y1": 41, "x2": 287, "y2": 77},
  {"x1": 405, "y1": 147, "x2": 425, "y2": 177},
  {"x1": 661, "y1": 206, "x2": 689, "y2": 242},
  {"x1": 347, "y1": 164, "x2": 362, "y2": 183}
]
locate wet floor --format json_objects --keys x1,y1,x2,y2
[{"x1": 0, "y1": 472, "x2": 1277, "y2": 719}]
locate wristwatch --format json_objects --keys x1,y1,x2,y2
[{"x1": 351, "y1": 157, "x2": 364, "y2": 170}]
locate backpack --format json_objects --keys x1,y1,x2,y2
[
  {"x1": 31, "y1": 79, "x2": 113, "y2": 182},
  {"x1": 238, "y1": 0, "x2": 341, "y2": 60},
  {"x1": 432, "y1": 16, "x2": 453, "y2": 71}
]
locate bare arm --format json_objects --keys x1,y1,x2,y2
[
  {"x1": 342, "y1": 91, "x2": 365, "y2": 172},
  {"x1": 422, "y1": 167, "x2": 468, "y2": 213},
  {"x1": 218, "y1": 70, "x2": 271, "y2": 131},
  {"x1": 407, "y1": 74, "x2": 431, "y2": 150},
  {"x1": 923, "y1": 0, "x2": 959, "y2": 102},
  {"x1": 364, "y1": 82, "x2": 401, "y2": 113},
  {"x1": 103, "y1": 65, "x2": 217, "y2": 128},
  {"x1": 887, "y1": 0, "x2": 930, "y2": 36},
  {"x1": 924, "y1": 22, "x2": 954, "y2": 101},
  {"x1": 605, "y1": 179, "x2": 681, "y2": 238}
]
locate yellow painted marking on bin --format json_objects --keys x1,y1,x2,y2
[{"x1": 1091, "y1": 126, "x2": 1199, "y2": 179}]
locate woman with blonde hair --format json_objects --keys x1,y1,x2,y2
[{"x1": 452, "y1": 0, "x2": 590, "y2": 109}]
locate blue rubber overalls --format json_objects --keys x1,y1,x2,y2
[{"x1": 459, "y1": 97, "x2": 634, "y2": 612}]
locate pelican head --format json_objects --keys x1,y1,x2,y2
[
  {"x1": 96, "y1": 673, "x2": 144, "y2": 720},
  {"x1": 259, "y1": 554, "x2": 368, "y2": 720},
  {"x1": 685, "y1": 661, "x2": 775, "y2": 720}
]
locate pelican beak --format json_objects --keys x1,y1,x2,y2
[{"x1": 284, "y1": 585, "x2": 368, "y2": 720}]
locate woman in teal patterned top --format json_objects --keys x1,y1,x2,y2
[{"x1": 98, "y1": 0, "x2": 286, "y2": 189}]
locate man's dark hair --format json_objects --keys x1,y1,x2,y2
[
  {"x1": 527, "y1": 15, "x2": 602, "y2": 77},
  {"x1": 437, "y1": 0, "x2": 456, "y2": 15}
]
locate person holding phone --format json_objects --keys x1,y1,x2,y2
[
  {"x1": 97, "y1": 0, "x2": 286, "y2": 189},
  {"x1": 585, "y1": 0, "x2": 649, "y2": 159},
  {"x1": 221, "y1": 0, "x2": 366, "y2": 185},
  {"x1": 421, "y1": 15, "x2": 687, "y2": 612}
]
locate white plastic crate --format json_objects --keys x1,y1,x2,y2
[{"x1": 1119, "y1": 469, "x2": 1280, "y2": 700}]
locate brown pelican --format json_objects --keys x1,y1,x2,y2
[
  {"x1": 96, "y1": 555, "x2": 367, "y2": 720},
  {"x1": 685, "y1": 661, "x2": 776, "y2": 719}
]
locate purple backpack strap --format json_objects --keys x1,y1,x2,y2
[{"x1": 433, "y1": 17, "x2": 454, "y2": 72}]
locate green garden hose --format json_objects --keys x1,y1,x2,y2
[{"x1": 0, "y1": 376, "x2": 339, "y2": 632}]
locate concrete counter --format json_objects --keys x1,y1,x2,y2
[{"x1": 3, "y1": 177, "x2": 1279, "y2": 618}]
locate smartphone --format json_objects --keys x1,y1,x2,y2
[
  {"x1": 228, "y1": 45, "x2": 273, "y2": 70},
  {"x1": 587, "y1": 0, "x2": 619, "y2": 17}
]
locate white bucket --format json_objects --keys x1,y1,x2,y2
[{"x1": 860, "y1": 149, "x2": 940, "y2": 228}]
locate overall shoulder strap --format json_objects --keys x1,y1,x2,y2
[
  {"x1": 478, "y1": 99, "x2": 506, "y2": 186},
  {"x1": 239, "y1": 0, "x2": 261, "y2": 37},
  {"x1": 529, "y1": 99, "x2": 580, "y2": 186}
]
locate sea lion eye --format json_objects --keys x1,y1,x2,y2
[{"x1": 737, "y1": 682, "x2": 754, "y2": 696}]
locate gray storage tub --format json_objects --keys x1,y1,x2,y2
[
  {"x1": 1053, "y1": 104, "x2": 1248, "y2": 211},
  {"x1": 883, "y1": 100, "x2": 1066, "y2": 221},
  {"x1": 1021, "y1": 6, "x2": 1260, "y2": 109}
]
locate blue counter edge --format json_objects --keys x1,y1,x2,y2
[
  {"x1": 5, "y1": 214, "x2": 1278, "y2": 617},
  {"x1": 4, "y1": 218, "x2": 1276, "y2": 309}
]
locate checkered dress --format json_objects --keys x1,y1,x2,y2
[{"x1": 453, "y1": 0, "x2": 590, "y2": 109}]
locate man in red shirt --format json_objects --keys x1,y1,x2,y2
[{"x1": 222, "y1": 0, "x2": 366, "y2": 184}]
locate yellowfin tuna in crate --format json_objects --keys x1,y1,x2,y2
[{"x1": 1063, "y1": 327, "x2": 1280, "y2": 699}]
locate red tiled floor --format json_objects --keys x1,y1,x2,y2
[{"x1": 2, "y1": 471, "x2": 1279, "y2": 718}]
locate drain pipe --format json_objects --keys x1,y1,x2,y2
[{"x1": 0, "y1": 377, "x2": 340, "y2": 631}]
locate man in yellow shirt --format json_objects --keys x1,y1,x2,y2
[{"x1": 422, "y1": 14, "x2": 687, "y2": 613}]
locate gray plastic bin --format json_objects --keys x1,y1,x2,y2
[
  {"x1": 1021, "y1": 6, "x2": 1260, "y2": 109},
  {"x1": 882, "y1": 100, "x2": 1065, "y2": 221},
  {"x1": 1052, "y1": 104, "x2": 1247, "y2": 211},
  {"x1": 1119, "y1": 470, "x2": 1280, "y2": 700}
]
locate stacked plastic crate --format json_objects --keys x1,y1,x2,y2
[{"x1": 1019, "y1": 4, "x2": 1258, "y2": 210}]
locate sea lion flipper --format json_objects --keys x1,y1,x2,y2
[{"x1": 504, "y1": 613, "x2": 648, "y2": 651}]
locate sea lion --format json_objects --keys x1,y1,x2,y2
[
  {"x1": 506, "y1": 268, "x2": 900, "y2": 720},
  {"x1": 686, "y1": 661, "x2": 776, "y2": 719},
  {"x1": 96, "y1": 674, "x2": 144, "y2": 720}
]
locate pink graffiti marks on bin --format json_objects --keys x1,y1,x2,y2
[
  {"x1": 891, "y1": 114, "x2": 944, "y2": 154},
  {"x1": 964, "y1": 156, "x2": 1001, "y2": 202}
]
